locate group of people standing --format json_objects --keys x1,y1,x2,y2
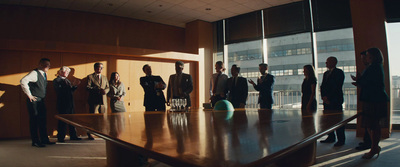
[
  {"x1": 20, "y1": 47, "x2": 388, "y2": 161},
  {"x1": 20, "y1": 59, "x2": 193, "y2": 146}
]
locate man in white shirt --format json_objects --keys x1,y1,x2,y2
[
  {"x1": 20, "y1": 58, "x2": 55, "y2": 147},
  {"x1": 209, "y1": 61, "x2": 228, "y2": 107}
]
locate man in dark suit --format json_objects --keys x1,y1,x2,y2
[
  {"x1": 227, "y1": 65, "x2": 248, "y2": 108},
  {"x1": 320, "y1": 56, "x2": 345, "y2": 147},
  {"x1": 86, "y1": 62, "x2": 109, "y2": 140},
  {"x1": 167, "y1": 61, "x2": 193, "y2": 108},
  {"x1": 20, "y1": 58, "x2": 55, "y2": 147},
  {"x1": 249, "y1": 63, "x2": 275, "y2": 109},
  {"x1": 53, "y1": 66, "x2": 82, "y2": 142},
  {"x1": 140, "y1": 64, "x2": 167, "y2": 111}
]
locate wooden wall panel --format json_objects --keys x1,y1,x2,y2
[{"x1": 0, "y1": 51, "x2": 22, "y2": 138}]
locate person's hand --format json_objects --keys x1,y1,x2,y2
[
  {"x1": 100, "y1": 89, "x2": 106, "y2": 95},
  {"x1": 351, "y1": 74, "x2": 357, "y2": 81},
  {"x1": 248, "y1": 79, "x2": 255, "y2": 85},
  {"x1": 166, "y1": 102, "x2": 170, "y2": 106},
  {"x1": 72, "y1": 79, "x2": 81, "y2": 86},
  {"x1": 116, "y1": 97, "x2": 121, "y2": 101},
  {"x1": 28, "y1": 95, "x2": 37, "y2": 102}
]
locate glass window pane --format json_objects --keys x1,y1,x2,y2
[
  {"x1": 227, "y1": 40, "x2": 263, "y2": 108},
  {"x1": 387, "y1": 22, "x2": 400, "y2": 124},
  {"x1": 267, "y1": 32, "x2": 313, "y2": 109},
  {"x1": 315, "y1": 28, "x2": 357, "y2": 111}
]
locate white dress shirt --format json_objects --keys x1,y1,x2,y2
[{"x1": 20, "y1": 70, "x2": 46, "y2": 97}]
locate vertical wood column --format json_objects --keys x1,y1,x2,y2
[
  {"x1": 350, "y1": 0, "x2": 391, "y2": 138},
  {"x1": 185, "y1": 20, "x2": 213, "y2": 108}
]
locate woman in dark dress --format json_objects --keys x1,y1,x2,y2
[
  {"x1": 352, "y1": 47, "x2": 388, "y2": 159},
  {"x1": 301, "y1": 65, "x2": 317, "y2": 111}
]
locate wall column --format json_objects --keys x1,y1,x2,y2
[
  {"x1": 185, "y1": 20, "x2": 213, "y2": 108},
  {"x1": 350, "y1": 0, "x2": 391, "y2": 138}
]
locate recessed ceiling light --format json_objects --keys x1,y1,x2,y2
[
  {"x1": 147, "y1": 11, "x2": 152, "y2": 13},
  {"x1": 205, "y1": 8, "x2": 211, "y2": 11}
]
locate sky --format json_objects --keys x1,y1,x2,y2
[{"x1": 387, "y1": 22, "x2": 400, "y2": 76}]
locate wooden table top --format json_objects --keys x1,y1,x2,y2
[{"x1": 56, "y1": 109, "x2": 358, "y2": 167}]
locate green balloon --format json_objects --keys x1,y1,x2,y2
[
  {"x1": 213, "y1": 100, "x2": 234, "y2": 111},
  {"x1": 213, "y1": 100, "x2": 234, "y2": 120}
]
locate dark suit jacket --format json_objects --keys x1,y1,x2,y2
[
  {"x1": 167, "y1": 73, "x2": 193, "y2": 107},
  {"x1": 253, "y1": 74, "x2": 275, "y2": 106},
  {"x1": 53, "y1": 76, "x2": 77, "y2": 114},
  {"x1": 227, "y1": 76, "x2": 248, "y2": 108},
  {"x1": 87, "y1": 73, "x2": 109, "y2": 105},
  {"x1": 357, "y1": 63, "x2": 389, "y2": 102},
  {"x1": 320, "y1": 68, "x2": 344, "y2": 109},
  {"x1": 140, "y1": 75, "x2": 166, "y2": 107}
]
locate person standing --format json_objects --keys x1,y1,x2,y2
[
  {"x1": 53, "y1": 66, "x2": 82, "y2": 142},
  {"x1": 301, "y1": 65, "x2": 317, "y2": 111},
  {"x1": 108, "y1": 72, "x2": 127, "y2": 113},
  {"x1": 140, "y1": 64, "x2": 167, "y2": 111},
  {"x1": 210, "y1": 61, "x2": 228, "y2": 107},
  {"x1": 352, "y1": 51, "x2": 372, "y2": 151},
  {"x1": 352, "y1": 48, "x2": 388, "y2": 159},
  {"x1": 248, "y1": 63, "x2": 275, "y2": 109},
  {"x1": 86, "y1": 62, "x2": 109, "y2": 139},
  {"x1": 167, "y1": 61, "x2": 193, "y2": 108},
  {"x1": 20, "y1": 58, "x2": 55, "y2": 147},
  {"x1": 320, "y1": 56, "x2": 345, "y2": 147},
  {"x1": 227, "y1": 64, "x2": 248, "y2": 108}
]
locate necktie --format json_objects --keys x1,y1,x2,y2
[
  {"x1": 233, "y1": 77, "x2": 236, "y2": 88},
  {"x1": 44, "y1": 73, "x2": 47, "y2": 80},
  {"x1": 212, "y1": 73, "x2": 221, "y2": 94}
]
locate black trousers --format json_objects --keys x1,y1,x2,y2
[
  {"x1": 260, "y1": 103, "x2": 272, "y2": 110},
  {"x1": 145, "y1": 104, "x2": 166, "y2": 112},
  {"x1": 211, "y1": 95, "x2": 225, "y2": 107},
  {"x1": 326, "y1": 126, "x2": 346, "y2": 143},
  {"x1": 57, "y1": 108, "x2": 78, "y2": 140},
  {"x1": 27, "y1": 98, "x2": 49, "y2": 143}
]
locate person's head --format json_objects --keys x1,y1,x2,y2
[
  {"x1": 215, "y1": 61, "x2": 225, "y2": 73},
  {"x1": 259, "y1": 63, "x2": 268, "y2": 75},
  {"x1": 325, "y1": 57, "x2": 338, "y2": 69},
  {"x1": 303, "y1": 65, "x2": 316, "y2": 79},
  {"x1": 366, "y1": 47, "x2": 384, "y2": 65},
  {"x1": 58, "y1": 66, "x2": 71, "y2": 78},
  {"x1": 175, "y1": 61, "x2": 184, "y2": 74},
  {"x1": 360, "y1": 51, "x2": 368, "y2": 66},
  {"x1": 109, "y1": 72, "x2": 120, "y2": 84},
  {"x1": 231, "y1": 64, "x2": 240, "y2": 77},
  {"x1": 38, "y1": 58, "x2": 50, "y2": 72},
  {"x1": 94, "y1": 62, "x2": 103, "y2": 74},
  {"x1": 142, "y1": 64, "x2": 152, "y2": 76}
]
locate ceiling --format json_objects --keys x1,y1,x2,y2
[{"x1": 0, "y1": 0, "x2": 301, "y2": 27}]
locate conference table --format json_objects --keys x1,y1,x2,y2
[{"x1": 55, "y1": 108, "x2": 358, "y2": 167}]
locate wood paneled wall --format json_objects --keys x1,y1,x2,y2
[{"x1": 0, "y1": 6, "x2": 213, "y2": 139}]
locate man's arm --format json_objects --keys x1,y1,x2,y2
[
  {"x1": 184, "y1": 74, "x2": 193, "y2": 96},
  {"x1": 20, "y1": 71, "x2": 38, "y2": 102}
]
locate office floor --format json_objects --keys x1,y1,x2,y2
[{"x1": 0, "y1": 130, "x2": 399, "y2": 167}]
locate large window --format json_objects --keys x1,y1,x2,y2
[
  {"x1": 315, "y1": 28, "x2": 357, "y2": 110},
  {"x1": 387, "y1": 22, "x2": 400, "y2": 124},
  {"x1": 267, "y1": 33, "x2": 313, "y2": 109}
]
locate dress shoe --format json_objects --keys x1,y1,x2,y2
[
  {"x1": 355, "y1": 144, "x2": 371, "y2": 150},
  {"x1": 320, "y1": 139, "x2": 335, "y2": 143},
  {"x1": 32, "y1": 142, "x2": 46, "y2": 147},
  {"x1": 362, "y1": 146, "x2": 381, "y2": 159},
  {"x1": 334, "y1": 142, "x2": 345, "y2": 147},
  {"x1": 43, "y1": 141, "x2": 56, "y2": 145},
  {"x1": 88, "y1": 136, "x2": 95, "y2": 140},
  {"x1": 70, "y1": 137, "x2": 82, "y2": 141}
]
